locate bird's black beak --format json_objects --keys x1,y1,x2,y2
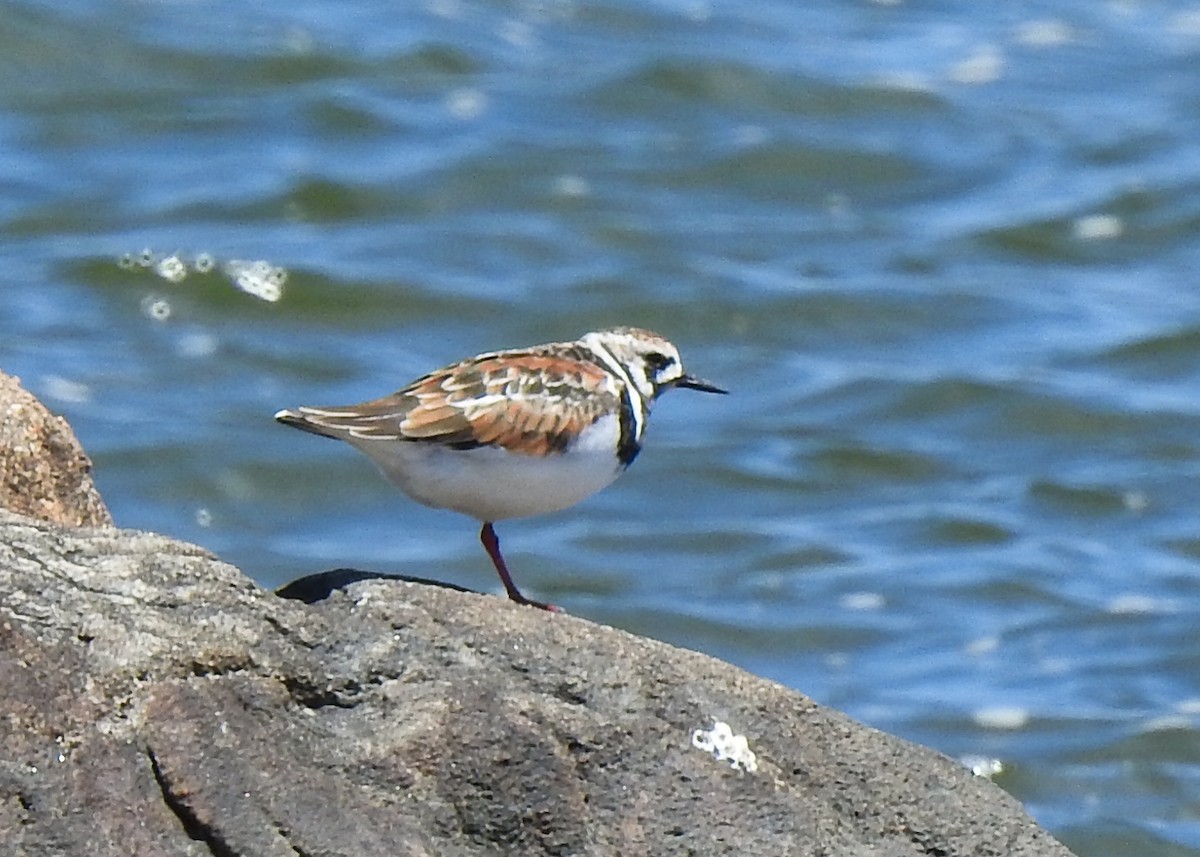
[{"x1": 676, "y1": 374, "x2": 727, "y2": 394}]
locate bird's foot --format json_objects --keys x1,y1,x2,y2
[{"x1": 509, "y1": 593, "x2": 563, "y2": 613}]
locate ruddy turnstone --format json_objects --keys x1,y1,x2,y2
[{"x1": 275, "y1": 326, "x2": 725, "y2": 610}]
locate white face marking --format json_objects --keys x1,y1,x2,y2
[{"x1": 581, "y1": 329, "x2": 685, "y2": 401}]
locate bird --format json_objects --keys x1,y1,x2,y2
[{"x1": 274, "y1": 326, "x2": 726, "y2": 611}]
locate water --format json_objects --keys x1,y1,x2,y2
[{"x1": 4, "y1": 1, "x2": 1200, "y2": 852}]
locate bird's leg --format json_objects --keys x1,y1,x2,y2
[{"x1": 479, "y1": 522, "x2": 559, "y2": 612}]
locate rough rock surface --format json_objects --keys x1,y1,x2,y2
[
  {"x1": 0, "y1": 370, "x2": 111, "y2": 527},
  {"x1": 0, "y1": 511, "x2": 1074, "y2": 857},
  {"x1": 0, "y1": 373, "x2": 1075, "y2": 856}
]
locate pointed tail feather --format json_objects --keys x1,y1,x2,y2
[{"x1": 274, "y1": 408, "x2": 344, "y2": 440}]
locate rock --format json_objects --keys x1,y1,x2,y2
[
  {"x1": 0, "y1": 371, "x2": 1072, "y2": 855},
  {"x1": 0, "y1": 370, "x2": 111, "y2": 527},
  {"x1": 0, "y1": 509, "x2": 1073, "y2": 857}
]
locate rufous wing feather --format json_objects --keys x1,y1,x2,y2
[
  {"x1": 278, "y1": 345, "x2": 622, "y2": 456},
  {"x1": 399, "y1": 350, "x2": 619, "y2": 454}
]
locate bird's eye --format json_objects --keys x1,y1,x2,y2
[{"x1": 645, "y1": 352, "x2": 675, "y2": 371}]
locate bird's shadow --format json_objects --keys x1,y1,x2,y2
[{"x1": 275, "y1": 568, "x2": 478, "y2": 604}]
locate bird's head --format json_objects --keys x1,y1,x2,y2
[{"x1": 584, "y1": 327, "x2": 727, "y2": 401}]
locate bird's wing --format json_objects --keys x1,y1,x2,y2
[{"x1": 278, "y1": 346, "x2": 620, "y2": 456}]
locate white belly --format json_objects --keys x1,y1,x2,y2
[{"x1": 346, "y1": 413, "x2": 626, "y2": 522}]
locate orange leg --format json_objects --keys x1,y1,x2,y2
[{"x1": 480, "y1": 522, "x2": 559, "y2": 612}]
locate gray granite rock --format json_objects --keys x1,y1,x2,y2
[
  {"x1": 0, "y1": 370, "x2": 1072, "y2": 856},
  {"x1": 0, "y1": 509, "x2": 1073, "y2": 857}
]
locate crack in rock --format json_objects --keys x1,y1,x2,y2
[{"x1": 148, "y1": 748, "x2": 238, "y2": 857}]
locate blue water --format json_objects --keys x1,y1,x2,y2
[{"x1": 4, "y1": 2, "x2": 1200, "y2": 852}]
